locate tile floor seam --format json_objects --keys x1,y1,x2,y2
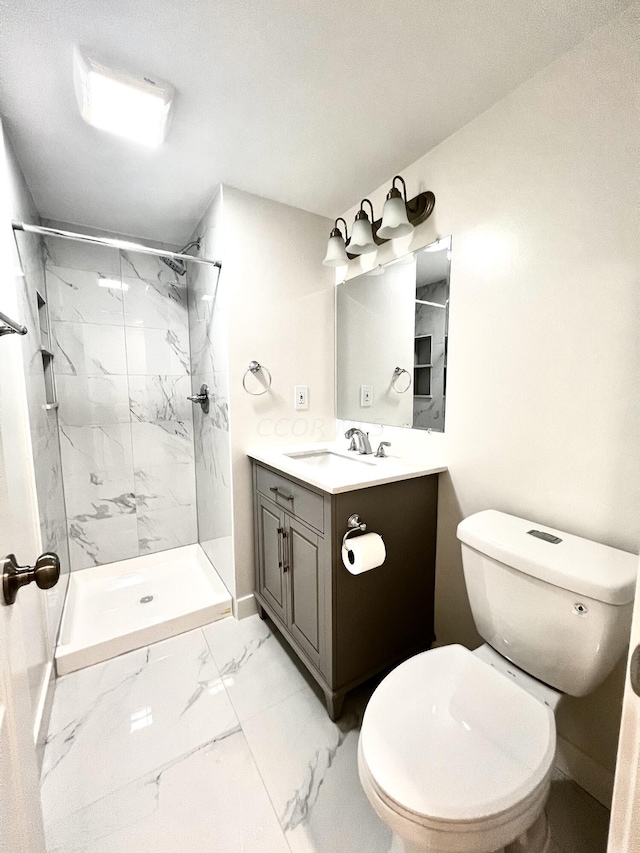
[
  {"x1": 42, "y1": 718, "x2": 243, "y2": 824},
  {"x1": 237, "y1": 702, "x2": 297, "y2": 853},
  {"x1": 43, "y1": 725, "x2": 242, "y2": 839},
  {"x1": 200, "y1": 618, "x2": 310, "y2": 725}
]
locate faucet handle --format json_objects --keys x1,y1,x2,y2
[{"x1": 375, "y1": 441, "x2": 391, "y2": 458}]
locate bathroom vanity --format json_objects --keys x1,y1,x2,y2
[{"x1": 249, "y1": 445, "x2": 446, "y2": 718}]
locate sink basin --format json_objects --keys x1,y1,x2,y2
[{"x1": 285, "y1": 450, "x2": 377, "y2": 469}]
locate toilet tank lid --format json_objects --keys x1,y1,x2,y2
[{"x1": 457, "y1": 510, "x2": 637, "y2": 605}]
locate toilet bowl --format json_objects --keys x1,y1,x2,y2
[
  {"x1": 359, "y1": 645, "x2": 556, "y2": 853},
  {"x1": 357, "y1": 510, "x2": 637, "y2": 853}
]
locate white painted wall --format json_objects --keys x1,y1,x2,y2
[
  {"x1": 223, "y1": 187, "x2": 335, "y2": 609},
  {"x1": 337, "y1": 3, "x2": 640, "y2": 794}
]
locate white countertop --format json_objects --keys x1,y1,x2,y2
[{"x1": 247, "y1": 442, "x2": 447, "y2": 494}]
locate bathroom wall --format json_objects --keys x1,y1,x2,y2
[
  {"x1": 337, "y1": 3, "x2": 639, "y2": 799},
  {"x1": 186, "y1": 188, "x2": 234, "y2": 595},
  {"x1": 2, "y1": 129, "x2": 70, "y2": 657},
  {"x1": 223, "y1": 187, "x2": 335, "y2": 614},
  {"x1": 44, "y1": 225, "x2": 197, "y2": 569}
]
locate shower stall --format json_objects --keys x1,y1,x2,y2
[{"x1": 13, "y1": 213, "x2": 233, "y2": 674}]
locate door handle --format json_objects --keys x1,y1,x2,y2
[
  {"x1": 2, "y1": 552, "x2": 60, "y2": 605},
  {"x1": 276, "y1": 528, "x2": 283, "y2": 569},
  {"x1": 631, "y1": 645, "x2": 640, "y2": 698}
]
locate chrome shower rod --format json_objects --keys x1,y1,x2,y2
[{"x1": 12, "y1": 221, "x2": 222, "y2": 269}]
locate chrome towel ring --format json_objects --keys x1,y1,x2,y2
[
  {"x1": 243, "y1": 360, "x2": 272, "y2": 395},
  {"x1": 391, "y1": 366, "x2": 411, "y2": 394}
]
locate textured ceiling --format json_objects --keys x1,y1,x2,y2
[{"x1": 0, "y1": 0, "x2": 629, "y2": 244}]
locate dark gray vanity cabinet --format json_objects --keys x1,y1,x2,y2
[{"x1": 252, "y1": 460, "x2": 438, "y2": 719}]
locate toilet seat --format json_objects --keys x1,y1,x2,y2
[{"x1": 359, "y1": 645, "x2": 556, "y2": 833}]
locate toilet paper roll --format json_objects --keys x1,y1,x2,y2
[{"x1": 341, "y1": 533, "x2": 386, "y2": 575}]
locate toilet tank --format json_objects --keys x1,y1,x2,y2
[{"x1": 457, "y1": 510, "x2": 637, "y2": 697}]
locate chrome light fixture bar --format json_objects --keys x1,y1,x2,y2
[
  {"x1": 12, "y1": 222, "x2": 222, "y2": 269},
  {"x1": 322, "y1": 175, "x2": 435, "y2": 266}
]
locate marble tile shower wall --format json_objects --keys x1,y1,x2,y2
[
  {"x1": 186, "y1": 193, "x2": 233, "y2": 594},
  {"x1": 15, "y1": 232, "x2": 70, "y2": 649},
  {"x1": 44, "y1": 238, "x2": 197, "y2": 570}
]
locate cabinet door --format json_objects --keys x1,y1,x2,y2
[
  {"x1": 256, "y1": 494, "x2": 287, "y2": 625},
  {"x1": 287, "y1": 517, "x2": 323, "y2": 669}
]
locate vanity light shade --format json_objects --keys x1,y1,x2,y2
[
  {"x1": 349, "y1": 211, "x2": 377, "y2": 255},
  {"x1": 322, "y1": 229, "x2": 349, "y2": 267},
  {"x1": 377, "y1": 190, "x2": 414, "y2": 240}
]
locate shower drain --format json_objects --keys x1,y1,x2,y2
[{"x1": 139, "y1": 595, "x2": 154, "y2": 604}]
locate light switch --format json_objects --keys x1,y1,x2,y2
[
  {"x1": 294, "y1": 385, "x2": 308, "y2": 410},
  {"x1": 360, "y1": 384, "x2": 373, "y2": 407}
]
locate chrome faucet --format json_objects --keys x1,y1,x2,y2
[{"x1": 344, "y1": 428, "x2": 372, "y2": 455}]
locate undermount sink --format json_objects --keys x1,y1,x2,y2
[{"x1": 285, "y1": 450, "x2": 377, "y2": 469}]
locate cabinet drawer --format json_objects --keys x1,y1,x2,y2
[{"x1": 256, "y1": 465, "x2": 324, "y2": 532}]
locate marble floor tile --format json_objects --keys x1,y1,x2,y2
[
  {"x1": 41, "y1": 629, "x2": 238, "y2": 821},
  {"x1": 202, "y1": 614, "x2": 309, "y2": 723},
  {"x1": 546, "y1": 767, "x2": 609, "y2": 853},
  {"x1": 43, "y1": 613, "x2": 611, "y2": 853},
  {"x1": 44, "y1": 727, "x2": 289, "y2": 853},
  {"x1": 242, "y1": 686, "x2": 392, "y2": 853}
]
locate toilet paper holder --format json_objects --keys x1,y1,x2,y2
[{"x1": 342, "y1": 514, "x2": 367, "y2": 550}]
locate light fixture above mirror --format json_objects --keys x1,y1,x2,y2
[
  {"x1": 378, "y1": 176, "x2": 414, "y2": 240},
  {"x1": 349, "y1": 199, "x2": 377, "y2": 255},
  {"x1": 322, "y1": 175, "x2": 435, "y2": 266},
  {"x1": 322, "y1": 217, "x2": 350, "y2": 267}
]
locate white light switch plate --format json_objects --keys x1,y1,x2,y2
[
  {"x1": 360, "y1": 384, "x2": 373, "y2": 407},
  {"x1": 294, "y1": 385, "x2": 308, "y2": 410}
]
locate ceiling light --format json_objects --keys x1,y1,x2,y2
[
  {"x1": 73, "y1": 47, "x2": 174, "y2": 147},
  {"x1": 377, "y1": 176, "x2": 414, "y2": 240}
]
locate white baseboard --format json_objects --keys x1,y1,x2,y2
[
  {"x1": 234, "y1": 593, "x2": 258, "y2": 620},
  {"x1": 555, "y1": 735, "x2": 614, "y2": 808}
]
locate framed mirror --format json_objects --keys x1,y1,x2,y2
[{"x1": 336, "y1": 236, "x2": 451, "y2": 432}]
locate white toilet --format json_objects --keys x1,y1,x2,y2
[{"x1": 358, "y1": 509, "x2": 637, "y2": 853}]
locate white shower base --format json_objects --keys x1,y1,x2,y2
[{"x1": 55, "y1": 544, "x2": 232, "y2": 676}]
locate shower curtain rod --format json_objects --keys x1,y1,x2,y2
[{"x1": 12, "y1": 221, "x2": 222, "y2": 269}]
